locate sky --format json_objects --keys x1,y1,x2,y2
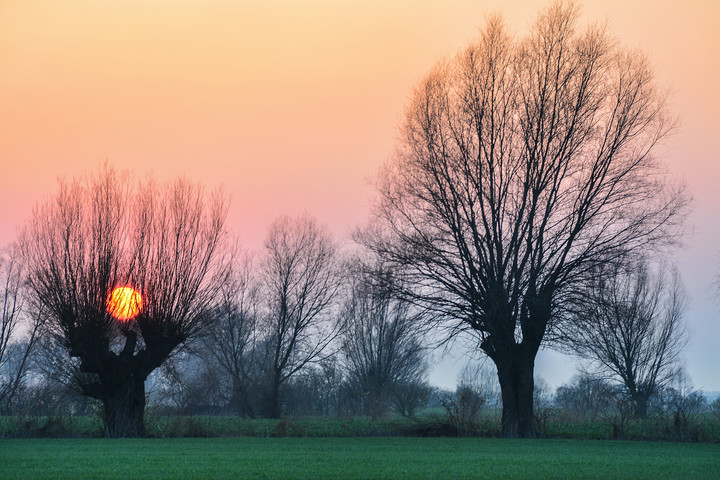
[{"x1": 1, "y1": 0, "x2": 718, "y2": 391}]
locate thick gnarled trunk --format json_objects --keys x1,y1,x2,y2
[
  {"x1": 100, "y1": 374, "x2": 146, "y2": 438},
  {"x1": 494, "y1": 348, "x2": 537, "y2": 438}
]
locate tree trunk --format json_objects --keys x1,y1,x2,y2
[
  {"x1": 101, "y1": 374, "x2": 146, "y2": 438},
  {"x1": 632, "y1": 393, "x2": 649, "y2": 419},
  {"x1": 495, "y1": 349, "x2": 537, "y2": 438},
  {"x1": 266, "y1": 372, "x2": 282, "y2": 418},
  {"x1": 229, "y1": 376, "x2": 255, "y2": 418}
]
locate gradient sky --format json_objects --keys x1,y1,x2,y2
[{"x1": 1, "y1": 0, "x2": 718, "y2": 391}]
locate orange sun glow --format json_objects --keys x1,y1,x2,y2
[{"x1": 107, "y1": 286, "x2": 143, "y2": 320}]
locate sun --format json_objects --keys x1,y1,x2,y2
[{"x1": 107, "y1": 286, "x2": 143, "y2": 320}]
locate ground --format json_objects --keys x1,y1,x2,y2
[{"x1": 1, "y1": 437, "x2": 718, "y2": 480}]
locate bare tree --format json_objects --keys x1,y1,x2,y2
[
  {"x1": 199, "y1": 250, "x2": 259, "y2": 417},
  {"x1": 20, "y1": 165, "x2": 230, "y2": 436},
  {"x1": 256, "y1": 215, "x2": 341, "y2": 418},
  {"x1": 554, "y1": 374, "x2": 617, "y2": 422},
  {"x1": 0, "y1": 246, "x2": 45, "y2": 412},
  {"x1": 0, "y1": 246, "x2": 25, "y2": 409},
  {"x1": 361, "y1": 1, "x2": 688, "y2": 437},
  {"x1": 562, "y1": 262, "x2": 687, "y2": 418},
  {"x1": 0, "y1": 247, "x2": 23, "y2": 371},
  {"x1": 340, "y1": 258, "x2": 428, "y2": 419},
  {"x1": 150, "y1": 346, "x2": 227, "y2": 414}
]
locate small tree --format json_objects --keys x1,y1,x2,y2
[
  {"x1": 20, "y1": 165, "x2": 230, "y2": 436},
  {"x1": 562, "y1": 262, "x2": 687, "y2": 418}
]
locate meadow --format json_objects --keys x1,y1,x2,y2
[{"x1": 1, "y1": 437, "x2": 718, "y2": 480}]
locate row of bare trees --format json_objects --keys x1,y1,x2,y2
[
  {"x1": 1, "y1": 1, "x2": 700, "y2": 438},
  {"x1": 0, "y1": 186, "x2": 690, "y2": 428},
  {"x1": 0, "y1": 173, "x2": 431, "y2": 434},
  {"x1": 0, "y1": 162, "x2": 692, "y2": 435},
  {"x1": 155, "y1": 217, "x2": 430, "y2": 420}
]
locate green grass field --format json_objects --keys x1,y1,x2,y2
[{"x1": 1, "y1": 437, "x2": 717, "y2": 480}]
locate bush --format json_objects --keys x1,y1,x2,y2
[{"x1": 442, "y1": 383, "x2": 485, "y2": 435}]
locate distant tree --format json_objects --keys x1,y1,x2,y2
[
  {"x1": 0, "y1": 246, "x2": 25, "y2": 409},
  {"x1": 314, "y1": 357, "x2": 345, "y2": 416},
  {"x1": 554, "y1": 374, "x2": 616, "y2": 422},
  {"x1": 562, "y1": 262, "x2": 687, "y2": 418},
  {"x1": 340, "y1": 258, "x2": 428, "y2": 419},
  {"x1": 199, "y1": 250, "x2": 260, "y2": 417},
  {"x1": 256, "y1": 215, "x2": 341, "y2": 418},
  {"x1": 150, "y1": 346, "x2": 227, "y2": 414},
  {"x1": 658, "y1": 372, "x2": 707, "y2": 441},
  {"x1": 392, "y1": 380, "x2": 432, "y2": 419},
  {"x1": 280, "y1": 358, "x2": 344, "y2": 416},
  {"x1": 710, "y1": 397, "x2": 720, "y2": 422},
  {"x1": 443, "y1": 371, "x2": 487, "y2": 435},
  {"x1": 361, "y1": 1, "x2": 688, "y2": 437},
  {"x1": 0, "y1": 245, "x2": 44, "y2": 412},
  {"x1": 20, "y1": 165, "x2": 231, "y2": 436}
]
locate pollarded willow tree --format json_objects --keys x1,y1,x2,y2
[
  {"x1": 20, "y1": 165, "x2": 231, "y2": 437},
  {"x1": 362, "y1": 1, "x2": 688, "y2": 437}
]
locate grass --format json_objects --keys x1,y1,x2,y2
[{"x1": 1, "y1": 437, "x2": 718, "y2": 480}]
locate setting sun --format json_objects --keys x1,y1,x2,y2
[{"x1": 107, "y1": 286, "x2": 143, "y2": 320}]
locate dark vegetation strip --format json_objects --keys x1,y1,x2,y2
[{"x1": 2, "y1": 414, "x2": 720, "y2": 443}]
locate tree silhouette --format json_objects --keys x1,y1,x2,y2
[
  {"x1": 340, "y1": 258, "x2": 427, "y2": 419},
  {"x1": 362, "y1": 1, "x2": 688, "y2": 437},
  {"x1": 20, "y1": 165, "x2": 230, "y2": 437},
  {"x1": 562, "y1": 263, "x2": 687, "y2": 418},
  {"x1": 0, "y1": 245, "x2": 44, "y2": 412},
  {"x1": 200, "y1": 250, "x2": 260, "y2": 417},
  {"x1": 256, "y1": 215, "x2": 341, "y2": 418}
]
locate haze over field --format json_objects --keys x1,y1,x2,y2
[{"x1": 1, "y1": 0, "x2": 718, "y2": 390}]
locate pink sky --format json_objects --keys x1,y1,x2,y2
[{"x1": 1, "y1": 0, "x2": 718, "y2": 390}]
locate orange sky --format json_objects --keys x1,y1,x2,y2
[{"x1": 1, "y1": 0, "x2": 719, "y2": 390}]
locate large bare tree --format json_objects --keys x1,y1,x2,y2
[
  {"x1": 256, "y1": 215, "x2": 341, "y2": 418},
  {"x1": 562, "y1": 262, "x2": 687, "y2": 418},
  {"x1": 20, "y1": 165, "x2": 230, "y2": 436},
  {"x1": 362, "y1": 1, "x2": 688, "y2": 437}
]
